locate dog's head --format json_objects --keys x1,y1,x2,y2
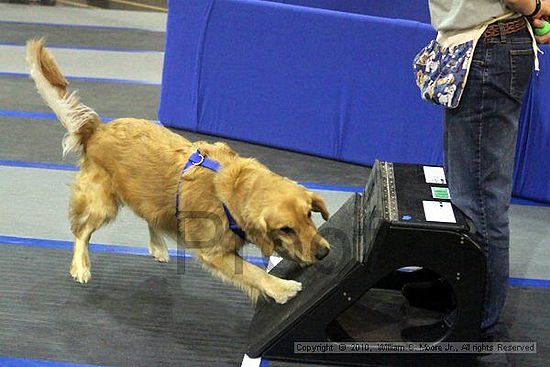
[
  {"x1": 211, "y1": 150, "x2": 331, "y2": 265},
  {"x1": 249, "y1": 179, "x2": 331, "y2": 266}
]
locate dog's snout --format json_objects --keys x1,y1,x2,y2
[{"x1": 315, "y1": 246, "x2": 329, "y2": 260}]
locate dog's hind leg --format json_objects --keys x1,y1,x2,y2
[
  {"x1": 69, "y1": 165, "x2": 118, "y2": 283},
  {"x1": 148, "y1": 225, "x2": 169, "y2": 262}
]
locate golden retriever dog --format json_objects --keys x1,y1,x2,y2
[{"x1": 26, "y1": 39, "x2": 331, "y2": 304}]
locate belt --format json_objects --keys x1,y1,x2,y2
[{"x1": 483, "y1": 17, "x2": 527, "y2": 38}]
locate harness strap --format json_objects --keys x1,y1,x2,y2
[
  {"x1": 176, "y1": 149, "x2": 247, "y2": 241},
  {"x1": 222, "y1": 204, "x2": 247, "y2": 241},
  {"x1": 183, "y1": 150, "x2": 221, "y2": 172}
]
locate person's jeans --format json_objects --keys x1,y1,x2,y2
[{"x1": 443, "y1": 25, "x2": 534, "y2": 333}]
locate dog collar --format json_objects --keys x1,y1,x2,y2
[{"x1": 176, "y1": 149, "x2": 247, "y2": 241}]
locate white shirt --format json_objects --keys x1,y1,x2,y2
[{"x1": 429, "y1": 0, "x2": 510, "y2": 31}]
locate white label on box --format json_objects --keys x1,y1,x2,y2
[
  {"x1": 241, "y1": 355, "x2": 262, "y2": 367},
  {"x1": 422, "y1": 201, "x2": 456, "y2": 223},
  {"x1": 423, "y1": 166, "x2": 446, "y2": 185}
]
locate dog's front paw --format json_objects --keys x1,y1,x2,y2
[
  {"x1": 70, "y1": 263, "x2": 91, "y2": 284},
  {"x1": 268, "y1": 279, "x2": 302, "y2": 304},
  {"x1": 149, "y1": 248, "x2": 170, "y2": 263}
]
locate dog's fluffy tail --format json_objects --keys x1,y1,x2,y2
[{"x1": 26, "y1": 38, "x2": 101, "y2": 157}]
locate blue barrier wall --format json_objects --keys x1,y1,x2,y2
[
  {"x1": 261, "y1": 0, "x2": 431, "y2": 23},
  {"x1": 159, "y1": 0, "x2": 549, "y2": 203}
]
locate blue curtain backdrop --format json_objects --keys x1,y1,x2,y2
[{"x1": 159, "y1": 0, "x2": 549, "y2": 203}]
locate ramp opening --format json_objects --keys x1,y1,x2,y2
[{"x1": 326, "y1": 267, "x2": 457, "y2": 343}]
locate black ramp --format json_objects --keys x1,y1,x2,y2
[
  {"x1": 247, "y1": 161, "x2": 487, "y2": 366},
  {"x1": 267, "y1": 284, "x2": 550, "y2": 367},
  {"x1": 248, "y1": 161, "x2": 549, "y2": 367},
  {"x1": 0, "y1": 244, "x2": 253, "y2": 367},
  {"x1": 248, "y1": 194, "x2": 364, "y2": 354}
]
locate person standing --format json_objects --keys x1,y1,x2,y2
[{"x1": 403, "y1": 0, "x2": 548, "y2": 342}]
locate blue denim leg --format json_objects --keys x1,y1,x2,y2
[{"x1": 443, "y1": 28, "x2": 534, "y2": 332}]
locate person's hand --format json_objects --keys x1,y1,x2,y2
[
  {"x1": 532, "y1": 0, "x2": 550, "y2": 43},
  {"x1": 532, "y1": 18, "x2": 550, "y2": 43}
]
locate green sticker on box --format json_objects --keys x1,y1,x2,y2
[{"x1": 431, "y1": 187, "x2": 450, "y2": 200}]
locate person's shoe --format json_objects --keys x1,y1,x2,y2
[
  {"x1": 401, "y1": 320, "x2": 450, "y2": 342},
  {"x1": 402, "y1": 277, "x2": 455, "y2": 313}
]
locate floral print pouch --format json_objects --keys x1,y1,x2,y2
[{"x1": 413, "y1": 39, "x2": 474, "y2": 109}]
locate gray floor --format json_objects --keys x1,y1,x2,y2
[
  {"x1": 0, "y1": 165, "x2": 351, "y2": 259},
  {"x1": 0, "y1": 22, "x2": 166, "y2": 51},
  {"x1": 1, "y1": 165, "x2": 548, "y2": 281},
  {"x1": 0, "y1": 3, "x2": 548, "y2": 367},
  {"x1": 0, "y1": 44, "x2": 163, "y2": 83},
  {"x1": 0, "y1": 3, "x2": 167, "y2": 31},
  {"x1": 0, "y1": 244, "x2": 254, "y2": 367}
]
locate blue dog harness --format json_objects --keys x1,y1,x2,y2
[{"x1": 175, "y1": 150, "x2": 247, "y2": 241}]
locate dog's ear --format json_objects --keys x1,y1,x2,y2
[
  {"x1": 254, "y1": 212, "x2": 275, "y2": 256},
  {"x1": 260, "y1": 238, "x2": 275, "y2": 257},
  {"x1": 257, "y1": 210, "x2": 269, "y2": 235},
  {"x1": 310, "y1": 192, "x2": 330, "y2": 220}
]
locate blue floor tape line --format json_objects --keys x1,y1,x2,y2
[
  {"x1": 0, "y1": 160, "x2": 359, "y2": 191},
  {"x1": 0, "y1": 234, "x2": 547, "y2": 288},
  {"x1": 0, "y1": 109, "x2": 115, "y2": 122},
  {"x1": 0, "y1": 160, "x2": 78, "y2": 171},
  {"x1": 0, "y1": 19, "x2": 163, "y2": 33},
  {"x1": 302, "y1": 181, "x2": 549, "y2": 206},
  {"x1": 298, "y1": 181, "x2": 363, "y2": 193},
  {"x1": 0, "y1": 71, "x2": 161, "y2": 86},
  {"x1": 0, "y1": 235, "x2": 268, "y2": 267},
  {"x1": 0, "y1": 356, "x2": 104, "y2": 367},
  {"x1": 0, "y1": 158, "x2": 548, "y2": 206},
  {"x1": 509, "y1": 277, "x2": 550, "y2": 289},
  {"x1": 0, "y1": 42, "x2": 163, "y2": 54},
  {"x1": 0, "y1": 109, "x2": 57, "y2": 120}
]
